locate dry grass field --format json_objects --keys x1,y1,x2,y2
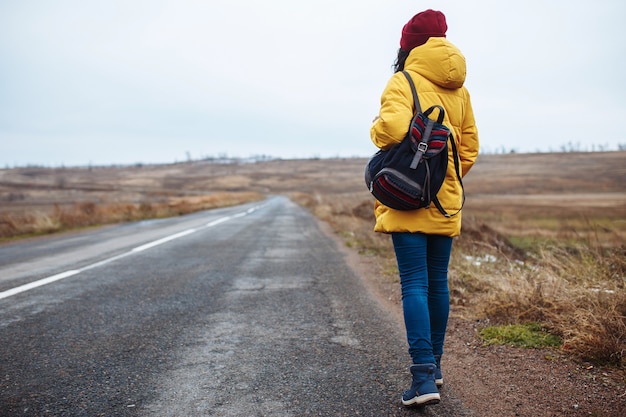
[{"x1": 1, "y1": 152, "x2": 625, "y2": 371}]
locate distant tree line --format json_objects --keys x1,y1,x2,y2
[
  {"x1": 480, "y1": 142, "x2": 626, "y2": 154},
  {"x1": 4, "y1": 145, "x2": 626, "y2": 169}
]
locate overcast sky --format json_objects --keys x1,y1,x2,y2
[{"x1": 1, "y1": 0, "x2": 625, "y2": 167}]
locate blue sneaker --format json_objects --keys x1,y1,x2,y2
[
  {"x1": 434, "y1": 355, "x2": 443, "y2": 387},
  {"x1": 401, "y1": 364, "x2": 440, "y2": 406}
]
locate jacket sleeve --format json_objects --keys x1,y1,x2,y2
[
  {"x1": 370, "y1": 72, "x2": 414, "y2": 150},
  {"x1": 458, "y1": 89, "x2": 479, "y2": 177}
]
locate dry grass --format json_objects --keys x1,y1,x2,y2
[
  {"x1": 461, "y1": 236, "x2": 626, "y2": 366},
  {"x1": 1, "y1": 153, "x2": 625, "y2": 366},
  {"x1": 0, "y1": 192, "x2": 263, "y2": 239}
]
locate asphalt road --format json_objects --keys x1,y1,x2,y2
[{"x1": 0, "y1": 196, "x2": 470, "y2": 416}]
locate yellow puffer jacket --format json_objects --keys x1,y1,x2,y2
[{"x1": 370, "y1": 37, "x2": 479, "y2": 236}]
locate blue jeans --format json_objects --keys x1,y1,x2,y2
[{"x1": 392, "y1": 232, "x2": 452, "y2": 365}]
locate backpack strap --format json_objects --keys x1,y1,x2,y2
[
  {"x1": 402, "y1": 71, "x2": 431, "y2": 170},
  {"x1": 432, "y1": 136, "x2": 465, "y2": 218},
  {"x1": 402, "y1": 71, "x2": 465, "y2": 218},
  {"x1": 401, "y1": 70, "x2": 422, "y2": 114}
]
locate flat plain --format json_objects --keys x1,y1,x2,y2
[{"x1": 1, "y1": 151, "x2": 625, "y2": 416}]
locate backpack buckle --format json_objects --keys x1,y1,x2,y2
[{"x1": 417, "y1": 142, "x2": 428, "y2": 153}]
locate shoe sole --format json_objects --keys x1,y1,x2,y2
[{"x1": 402, "y1": 393, "x2": 441, "y2": 406}]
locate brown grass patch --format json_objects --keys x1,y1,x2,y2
[{"x1": 0, "y1": 192, "x2": 263, "y2": 239}]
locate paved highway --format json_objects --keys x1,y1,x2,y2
[{"x1": 0, "y1": 196, "x2": 469, "y2": 416}]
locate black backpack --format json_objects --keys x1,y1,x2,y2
[{"x1": 365, "y1": 71, "x2": 464, "y2": 216}]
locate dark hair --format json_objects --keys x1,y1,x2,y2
[{"x1": 393, "y1": 48, "x2": 410, "y2": 73}]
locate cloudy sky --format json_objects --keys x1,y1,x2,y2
[{"x1": 1, "y1": 0, "x2": 625, "y2": 167}]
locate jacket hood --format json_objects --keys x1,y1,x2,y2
[{"x1": 404, "y1": 37, "x2": 466, "y2": 89}]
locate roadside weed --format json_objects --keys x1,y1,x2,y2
[{"x1": 479, "y1": 323, "x2": 562, "y2": 348}]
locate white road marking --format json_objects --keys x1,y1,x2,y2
[
  {"x1": 0, "y1": 204, "x2": 266, "y2": 300},
  {"x1": 206, "y1": 216, "x2": 230, "y2": 227},
  {"x1": 0, "y1": 270, "x2": 81, "y2": 300},
  {"x1": 132, "y1": 229, "x2": 197, "y2": 252},
  {"x1": 81, "y1": 252, "x2": 135, "y2": 272}
]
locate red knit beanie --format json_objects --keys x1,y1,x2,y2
[{"x1": 400, "y1": 9, "x2": 447, "y2": 51}]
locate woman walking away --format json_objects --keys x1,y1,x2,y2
[{"x1": 370, "y1": 9, "x2": 479, "y2": 407}]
